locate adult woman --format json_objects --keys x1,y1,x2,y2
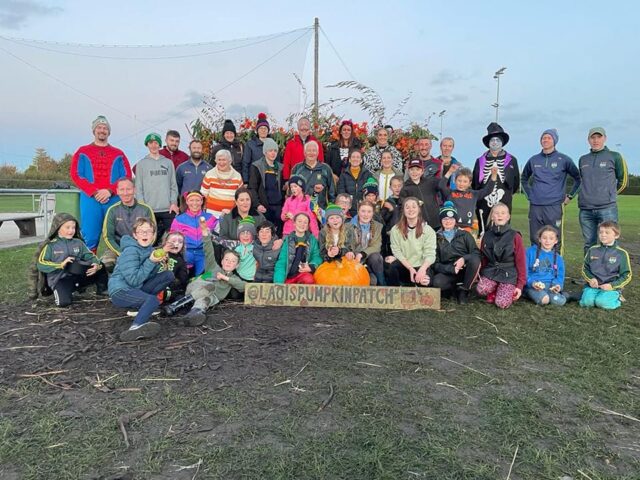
[
  {"x1": 374, "y1": 150, "x2": 403, "y2": 202},
  {"x1": 327, "y1": 120, "x2": 363, "y2": 177},
  {"x1": 472, "y1": 122, "x2": 520, "y2": 230},
  {"x1": 337, "y1": 149, "x2": 374, "y2": 217},
  {"x1": 210, "y1": 119, "x2": 243, "y2": 173},
  {"x1": 248, "y1": 138, "x2": 284, "y2": 232},
  {"x1": 241, "y1": 113, "x2": 272, "y2": 183},
  {"x1": 218, "y1": 187, "x2": 266, "y2": 240},
  {"x1": 385, "y1": 197, "x2": 437, "y2": 287},
  {"x1": 273, "y1": 213, "x2": 322, "y2": 284},
  {"x1": 200, "y1": 149, "x2": 243, "y2": 218},
  {"x1": 363, "y1": 127, "x2": 403, "y2": 172},
  {"x1": 352, "y1": 200, "x2": 386, "y2": 285}
]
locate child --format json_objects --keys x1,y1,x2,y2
[
  {"x1": 319, "y1": 203, "x2": 358, "y2": 262},
  {"x1": 109, "y1": 218, "x2": 175, "y2": 341},
  {"x1": 170, "y1": 191, "x2": 218, "y2": 276},
  {"x1": 351, "y1": 200, "x2": 385, "y2": 285},
  {"x1": 337, "y1": 149, "x2": 373, "y2": 217},
  {"x1": 253, "y1": 221, "x2": 282, "y2": 283},
  {"x1": 476, "y1": 203, "x2": 527, "y2": 309},
  {"x1": 157, "y1": 231, "x2": 190, "y2": 302},
  {"x1": 399, "y1": 159, "x2": 441, "y2": 229},
  {"x1": 281, "y1": 175, "x2": 320, "y2": 238},
  {"x1": 335, "y1": 193, "x2": 354, "y2": 221},
  {"x1": 432, "y1": 202, "x2": 481, "y2": 304},
  {"x1": 381, "y1": 175, "x2": 404, "y2": 256},
  {"x1": 524, "y1": 226, "x2": 567, "y2": 306},
  {"x1": 375, "y1": 150, "x2": 402, "y2": 203},
  {"x1": 386, "y1": 197, "x2": 436, "y2": 287},
  {"x1": 274, "y1": 213, "x2": 323, "y2": 284},
  {"x1": 34, "y1": 213, "x2": 108, "y2": 306},
  {"x1": 211, "y1": 216, "x2": 258, "y2": 281},
  {"x1": 361, "y1": 179, "x2": 385, "y2": 223},
  {"x1": 439, "y1": 166, "x2": 497, "y2": 233},
  {"x1": 580, "y1": 221, "x2": 631, "y2": 310}
]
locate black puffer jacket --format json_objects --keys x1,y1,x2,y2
[
  {"x1": 326, "y1": 138, "x2": 363, "y2": 177},
  {"x1": 434, "y1": 228, "x2": 479, "y2": 274}
]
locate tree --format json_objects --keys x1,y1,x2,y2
[{"x1": 24, "y1": 148, "x2": 58, "y2": 177}]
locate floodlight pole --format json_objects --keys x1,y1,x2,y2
[
  {"x1": 493, "y1": 67, "x2": 506, "y2": 123},
  {"x1": 313, "y1": 17, "x2": 319, "y2": 125},
  {"x1": 438, "y1": 110, "x2": 446, "y2": 139}
]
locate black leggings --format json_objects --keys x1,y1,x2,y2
[
  {"x1": 385, "y1": 260, "x2": 432, "y2": 287},
  {"x1": 52, "y1": 269, "x2": 109, "y2": 307},
  {"x1": 431, "y1": 255, "x2": 481, "y2": 292}
]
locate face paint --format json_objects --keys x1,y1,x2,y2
[{"x1": 489, "y1": 137, "x2": 503, "y2": 152}]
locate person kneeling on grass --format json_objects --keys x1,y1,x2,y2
[
  {"x1": 524, "y1": 226, "x2": 567, "y2": 306},
  {"x1": 108, "y1": 219, "x2": 175, "y2": 341},
  {"x1": 476, "y1": 203, "x2": 526, "y2": 309},
  {"x1": 33, "y1": 213, "x2": 108, "y2": 306},
  {"x1": 162, "y1": 225, "x2": 247, "y2": 325},
  {"x1": 431, "y1": 202, "x2": 481, "y2": 304},
  {"x1": 580, "y1": 221, "x2": 631, "y2": 310},
  {"x1": 273, "y1": 212, "x2": 322, "y2": 284}
]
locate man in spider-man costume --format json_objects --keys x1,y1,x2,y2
[{"x1": 70, "y1": 116, "x2": 132, "y2": 252}]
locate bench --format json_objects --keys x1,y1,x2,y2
[{"x1": 0, "y1": 213, "x2": 43, "y2": 238}]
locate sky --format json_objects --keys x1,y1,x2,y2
[{"x1": 0, "y1": 0, "x2": 638, "y2": 173}]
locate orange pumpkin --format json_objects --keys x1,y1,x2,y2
[{"x1": 314, "y1": 258, "x2": 370, "y2": 286}]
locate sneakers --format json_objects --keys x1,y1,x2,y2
[
  {"x1": 184, "y1": 308, "x2": 207, "y2": 327},
  {"x1": 120, "y1": 321, "x2": 161, "y2": 342},
  {"x1": 486, "y1": 291, "x2": 496, "y2": 304},
  {"x1": 457, "y1": 289, "x2": 470, "y2": 305}
]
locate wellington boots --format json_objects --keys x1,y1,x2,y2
[{"x1": 161, "y1": 295, "x2": 194, "y2": 316}]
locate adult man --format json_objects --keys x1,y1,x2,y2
[
  {"x1": 70, "y1": 115, "x2": 132, "y2": 252},
  {"x1": 282, "y1": 117, "x2": 325, "y2": 180},
  {"x1": 578, "y1": 127, "x2": 628, "y2": 252},
  {"x1": 436, "y1": 137, "x2": 461, "y2": 179},
  {"x1": 176, "y1": 140, "x2": 212, "y2": 197},
  {"x1": 291, "y1": 141, "x2": 336, "y2": 209},
  {"x1": 159, "y1": 130, "x2": 189, "y2": 171},
  {"x1": 101, "y1": 177, "x2": 155, "y2": 270},
  {"x1": 521, "y1": 129, "x2": 581, "y2": 250},
  {"x1": 134, "y1": 133, "x2": 179, "y2": 242},
  {"x1": 413, "y1": 137, "x2": 441, "y2": 178}
]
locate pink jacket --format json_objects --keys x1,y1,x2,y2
[{"x1": 281, "y1": 194, "x2": 320, "y2": 238}]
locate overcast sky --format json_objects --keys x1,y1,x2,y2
[{"x1": 0, "y1": 0, "x2": 638, "y2": 173}]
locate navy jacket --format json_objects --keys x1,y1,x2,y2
[
  {"x1": 578, "y1": 147, "x2": 628, "y2": 210},
  {"x1": 521, "y1": 150, "x2": 581, "y2": 205},
  {"x1": 582, "y1": 241, "x2": 632, "y2": 289}
]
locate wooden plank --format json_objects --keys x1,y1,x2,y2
[{"x1": 244, "y1": 283, "x2": 440, "y2": 310}]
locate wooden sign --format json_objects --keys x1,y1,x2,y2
[{"x1": 244, "y1": 283, "x2": 440, "y2": 310}]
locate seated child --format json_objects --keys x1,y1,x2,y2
[
  {"x1": 34, "y1": 213, "x2": 108, "y2": 306},
  {"x1": 319, "y1": 203, "x2": 358, "y2": 262},
  {"x1": 432, "y1": 202, "x2": 481, "y2": 304},
  {"x1": 211, "y1": 216, "x2": 258, "y2": 281},
  {"x1": 157, "y1": 231, "x2": 190, "y2": 302},
  {"x1": 351, "y1": 200, "x2": 385, "y2": 285},
  {"x1": 580, "y1": 221, "x2": 631, "y2": 310},
  {"x1": 524, "y1": 226, "x2": 566, "y2": 306},
  {"x1": 439, "y1": 166, "x2": 497, "y2": 232},
  {"x1": 281, "y1": 175, "x2": 320, "y2": 238},
  {"x1": 163, "y1": 226, "x2": 247, "y2": 325},
  {"x1": 274, "y1": 213, "x2": 322, "y2": 284},
  {"x1": 252, "y1": 221, "x2": 283, "y2": 283},
  {"x1": 108, "y1": 218, "x2": 175, "y2": 341},
  {"x1": 170, "y1": 191, "x2": 218, "y2": 276},
  {"x1": 476, "y1": 203, "x2": 526, "y2": 309}
]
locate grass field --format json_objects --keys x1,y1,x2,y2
[
  {"x1": 0, "y1": 194, "x2": 638, "y2": 479},
  {"x1": 0, "y1": 194, "x2": 40, "y2": 213}
]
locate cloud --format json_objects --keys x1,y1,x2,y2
[
  {"x1": 433, "y1": 93, "x2": 469, "y2": 104},
  {"x1": 430, "y1": 69, "x2": 472, "y2": 86},
  {"x1": 0, "y1": 0, "x2": 62, "y2": 29},
  {"x1": 225, "y1": 104, "x2": 270, "y2": 119}
]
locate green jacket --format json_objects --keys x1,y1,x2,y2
[
  {"x1": 194, "y1": 235, "x2": 246, "y2": 298},
  {"x1": 273, "y1": 232, "x2": 322, "y2": 283}
]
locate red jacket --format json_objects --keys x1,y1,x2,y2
[
  {"x1": 282, "y1": 134, "x2": 324, "y2": 180},
  {"x1": 159, "y1": 147, "x2": 189, "y2": 171}
]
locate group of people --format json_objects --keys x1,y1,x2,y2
[{"x1": 29, "y1": 113, "x2": 632, "y2": 342}]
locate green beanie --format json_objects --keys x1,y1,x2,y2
[{"x1": 144, "y1": 132, "x2": 162, "y2": 146}]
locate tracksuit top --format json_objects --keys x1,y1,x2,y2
[
  {"x1": 37, "y1": 237, "x2": 98, "y2": 289},
  {"x1": 582, "y1": 241, "x2": 632, "y2": 289},
  {"x1": 521, "y1": 150, "x2": 581, "y2": 205},
  {"x1": 103, "y1": 200, "x2": 155, "y2": 254},
  {"x1": 578, "y1": 147, "x2": 628, "y2": 210}
]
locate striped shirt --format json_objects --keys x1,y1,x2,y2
[{"x1": 200, "y1": 167, "x2": 243, "y2": 218}]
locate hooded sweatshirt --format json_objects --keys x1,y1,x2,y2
[{"x1": 134, "y1": 154, "x2": 178, "y2": 211}]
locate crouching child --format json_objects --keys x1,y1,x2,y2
[{"x1": 34, "y1": 213, "x2": 108, "y2": 306}]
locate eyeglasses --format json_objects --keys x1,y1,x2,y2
[{"x1": 136, "y1": 229, "x2": 155, "y2": 234}]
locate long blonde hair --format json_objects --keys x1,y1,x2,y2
[{"x1": 322, "y1": 219, "x2": 348, "y2": 250}]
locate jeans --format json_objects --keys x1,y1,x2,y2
[
  {"x1": 524, "y1": 286, "x2": 567, "y2": 306},
  {"x1": 579, "y1": 205, "x2": 618, "y2": 253},
  {"x1": 186, "y1": 248, "x2": 206, "y2": 276},
  {"x1": 110, "y1": 271, "x2": 174, "y2": 326}
]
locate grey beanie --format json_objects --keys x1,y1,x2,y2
[{"x1": 262, "y1": 138, "x2": 278, "y2": 155}]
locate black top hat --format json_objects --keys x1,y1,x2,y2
[
  {"x1": 482, "y1": 122, "x2": 510, "y2": 148},
  {"x1": 65, "y1": 258, "x2": 93, "y2": 276}
]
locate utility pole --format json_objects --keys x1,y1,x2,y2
[
  {"x1": 493, "y1": 67, "x2": 506, "y2": 123},
  {"x1": 313, "y1": 17, "x2": 319, "y2": 125},
  {"x1": 438, "y1": 110, "x2": 446, "y2": 139}
]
